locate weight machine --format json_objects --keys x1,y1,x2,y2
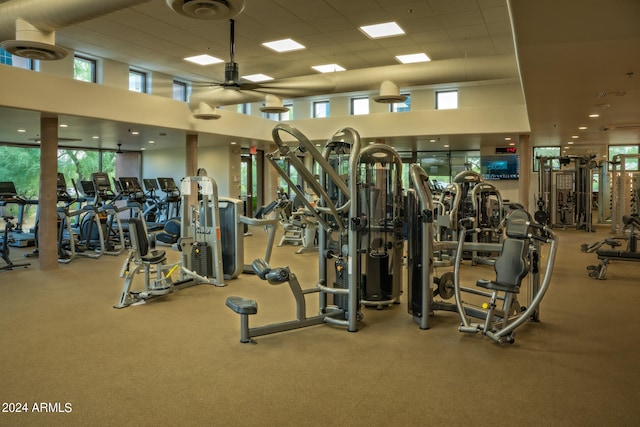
[
  {"x1": 114, "y1": 175, "x2": 228, "y2": 308},
  {"x1": 350, "y1": 143, "x2": 404, "y2": 309},
  {"x1": 535, "y1": 155, "x2": 597, "y2": 231},
  {"x1": 406, "y1": 165, "x2": 508, "y2": 329},
  {"x1": 453, "y1": 209, "x2": 558, "y2": 344},
  {"x1": 406, "y1": 163, "x2": 454, "y2": 329},
  {"x1": 226, "y1": 124, "x2": 363, "y2": 341}
]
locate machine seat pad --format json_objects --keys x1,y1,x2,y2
[
  {"x1": 597, "y1": 250, "x2": 640, "y2": 260},
  {"x1": 142, "y1": 249, "x2": 166, "y2": 264},
  {"x1": 477, "y1": 279, "x2": 520, "y2": 294},
  {"x1": 603, "y1": 239, "x2": 622, "y2": 248},
  {"x1": 226, "y1": 296, "x2": 258, "y2": 315}
]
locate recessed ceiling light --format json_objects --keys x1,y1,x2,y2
[
  {"x1": 589, "y1": 113, "x2": 600, "y2": 118},
  {"x1": 509, "y1": 142, "x2": 515, "y2": 146},
  {"x1": 395, "y1": 53, "x2": 430, "y2": 64},
  {"x1": 312, "y1": 64, "x2": 345, "y2": 73},
  {"x1": 571, "y1": 135, "x2": 579, "y2": 138},
  {"x1": 243, "y1": 74, "x2": 273, "y2": 82},
  {"x1": 184, "y1": 54, "x2": 223, "y2": 65},
  {"x1": 230, "y1": 141, "x2": 236, "y2": 145},
  {"x1": 141, "y1": 147, "x2": 146, "y2": 151},
  {"x1": 578, "y1": 126, "x2": 588, "y2": 130},
  {"x1": 92, "y1": 135, "x2": 99, "y2": 139},
  {"x1": 360, "y1": 22, "x2": 405, "y2": 39},
  {"x1": 429, "y1": 139, "x2": 436, "y2": 143},
  {"x1": 131, "y1": 131, "x2": 139, "y2": 135},
  {"x1": 17, "y1": 129, "x2": 26, "y2": 133},
  {"x1": 59, "y1": 124, "x2": 68, "y2": 128},
  {"x1": 505, "y1": 137, "x2": 512, "y2": 141},
  {"x1": 262, "y1": 39, "x2": 305, "y2": 52},
  {"x1": 568, "y1": 141, "x2": 574, "y2": 145},
  {"x1": 444, "y1": 144, "x2": 450, "y2": 148},
  {"x1": 148, "y1": 140, "x2": 155, "y2": 144}
]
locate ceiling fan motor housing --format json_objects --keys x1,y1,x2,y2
[{"x1": 225, "y1": 62, "x2": 240, "y2": 86}]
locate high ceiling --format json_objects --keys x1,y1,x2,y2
[{"x1": 0, "y1": 0, "x2": 638, "y2": 153}]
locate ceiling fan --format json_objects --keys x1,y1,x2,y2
[{"x1": 189, "y1": 19, "x2": 335, "y2": 118}]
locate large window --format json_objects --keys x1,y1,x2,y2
[
  {"x1": 0, "y1": 146, "x2": 116, "y2": 228},
  {"x1": 313, "y1": 101, "x2": 330, "y2": 118},
  {"x1": 173, "y1": 80, "x2": 188, "y2": 101},
  {"x1": 74, "y1": 55, "x2": 97, "y2": 83},
  {"x1": 390, "y1": 95, "x2": 411, "y2": 112},
  {"x1": 436, "y1": 90, "x2": 458, "y2": 110},
  {"x1": 351, "y1": 97, "x2": 369, "y2": 115},
  {"x1": 402, "y1": 150, "x2": 481, "y2": 188},
  {"x1": 129, "y1": 69, "x2": 148, "y2": 93},
  {"x1": 609, "y1": 145, "x2": 639, "y2": 171},
  {"x1": 533, "y1": 146, "x2": 561, "y2": 172}
]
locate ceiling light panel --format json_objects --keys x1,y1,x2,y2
[
  {"x1": 184, "y1": 54, "x2": 223, "y2": 65},
  {"x1": 312, "y1": 64, "x2": 345, "y2": 73},
  {"x1": 243, "y1": 74, "x2": 273, "y2": 82},
  {"x1": 396, "y1": 53, "x2": 431, "y2": 64},
  {"x1": 359, "y1": 22, "x2": 405, "y2": 39},
  {"x1": 262, "y1": 39, "x2": 305, "y2": 52}
]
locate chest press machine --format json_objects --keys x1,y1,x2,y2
[{"x1": 453, "y1": 209, "x2": 558, "y2": 344}]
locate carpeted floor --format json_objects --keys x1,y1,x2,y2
[{"x1": 0, "y1": 224, "x2": 639, "y2": 426}]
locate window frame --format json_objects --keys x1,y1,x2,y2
[
  {"x1": 129, "y1": 68, "x2": 148, "y2": 93},
  {"x1": 172, "y1": 79, "x2": 188, "y2": 101},
  {"x1": 312, "y1": 100, "x2": 330, "y2": 118},
  {"x1": 435, "y1": 89, "x2": 458, "y2": 110},
  {"x1": 73, "y1": 54, "x2": 97, "y2": 83},
  {"x1": 350, "y1": 96, "x2": 369, "y2": 115}
]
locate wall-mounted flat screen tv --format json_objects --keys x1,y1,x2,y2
[{"x1": 481, "y1": 155, "x2": 520, "y2": 180}]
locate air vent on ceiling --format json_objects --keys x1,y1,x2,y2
[
  {"x1": 166, "y1": 0, "x2": 245, "y2": 19},
  {"x1": 1, "y1": 40, "x2": 68, "y2": 60}
]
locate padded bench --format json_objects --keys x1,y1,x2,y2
[
  {"x1": 226, "y1": 296, "x2": 258, "y2": 343},
  {"x1": 588, "y1": 249, "x2": 640, "y2": 279},
  {"x1": 597, "y1": 250, "x2": 640, "y2": 261}
]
